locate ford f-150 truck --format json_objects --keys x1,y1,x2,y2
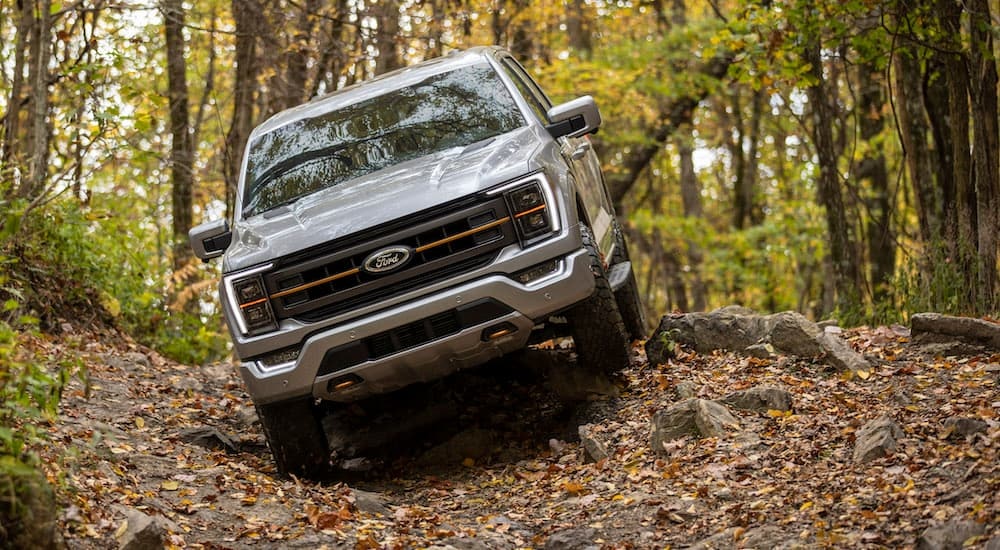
[{"x1": 190, "y1": 46, "x2": 644, "y2": 477}]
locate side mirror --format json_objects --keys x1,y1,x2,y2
[
  {"x1": 190, "y1": 219, "x2": 232, "y2": 261},
  {"x1": 545, "y1": 95, "x2": 602, "y2": 139}
]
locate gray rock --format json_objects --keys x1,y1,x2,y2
[
  {"x1": 544, "y1": 527, "x2": 600, "y2": 550},
  {"x1": 912, "y1": 313, "x2": 1000, "y2": 350},
  {"x1": 942, "y1": 417, "x2": 988, "y2": 439},
  {"x1": 118, "y1": 510, "x2": 164, "y2": 550},
  {"x1": 741, "y1": 525, "x2": 792, "y2": 549},
  {"x1": 433, "y1": 537, "x2": 491, "y2": 550},
  {"x1": 578, "y1": 424, "x2": 609, "y2": 463},
  {"x1": 103, "y1": 352, "x2": 151, "y2": 371},
  {"x1": 177, "y1": 426, "x2": 238, "y2": 453},
  {"x1": 853, "y1": 417, "x2": 903, "y2": 463},
  {"x1": 651, "y1": 399, "x2": 739, "y2": 452},
  {"x1": 418, "y1": 428, "x2": 496, "y2": 466},
  {"x1": 722, "y1": 386, "x2": 793, "y2": 412},
  {"x1": 745, "y1": 342, "x2": 776, "y2": 358},
  {"x1": 769, "y1": 311, "x2": 822, "y2": 356},
  {"x1": 676, "y1": 380, "x2": 699, "y2": 400},
  {"x1": 986, "y1": 536, "x2": 1000, "y2": 550},
  {"x1": 351, "y1": 489, "x2": 390, "y2": 517},
  {"x1": 817, "y1": 331, "x2": 871, "y2": 372},
  {"x1": 917, "y1": 518, "x2": 986, "y2": 550},
  {"x1": 646, "y1": 308, "x2": 869, "y2": 371}
]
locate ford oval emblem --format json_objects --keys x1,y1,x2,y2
[{"x1": 362, "y1": 246, "x2": 412, "y2": 275}]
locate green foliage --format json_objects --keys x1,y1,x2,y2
[{"x1": 4, "y1": 198, "x2": 229, "y2": 365}]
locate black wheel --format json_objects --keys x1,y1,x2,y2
[
  {"x1": 564, "y1": 224, "x2": 631, "y2": 375},
  {"x1": 610, "y1": 221, "x2": 647, "y2": 340},
  {"x1": 255, "y1": 397, "x2": 330, "y2": 479}
]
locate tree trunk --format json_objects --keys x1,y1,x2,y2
[
  {"x1": 2, "y1": 2, "x2": 32, "y2": 194},
  {"x1": 678, "y1": 132, "x2": 707, "y2": 311},
  {"x1": 967, "y1": 0, "x2": 1000, "y2": 310},
  {"x1": 163, "y1": 0, "x2": 194, "y2": 270},
  {"x1": 857, "y1": 62, "x2": 893, "y2": 304},
  {"x1": 893, "y1": 42, "x2": 941, "y2": 244},
  {"x1": 374, "y1": 0, "x2": 401, "y2": 75},
  {"x1": 805, "y1": 27, "x2": 859, "y2": 312},
  {"x1": 20, "y1": 0, "x2": 53, "y2": 200},
  {"x1": 565, "y1": 0, "x2": 591, "y2": 55},
  {"x1": 225, "y1": 0, "x2": 263, "y2": 219}
]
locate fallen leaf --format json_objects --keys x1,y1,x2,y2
[{"x1": 161, "y1": 480, "x2": 180, "y2": 491}]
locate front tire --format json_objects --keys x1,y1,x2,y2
[
  {"x1": 256, "y1": 397, "x2": 331, "y2": 479},
  {"x1": 564, "y1": 224, "x2": 631, "y2": 375},
  {"x1": 610, "y1": 221, "x2": 647, "y2": 340}
]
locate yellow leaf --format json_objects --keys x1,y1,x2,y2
[
  {"x1": 115, "y1": 520, "x2": 129, "y2": 538},
  {"x1": 161, "y1": 481, "x2": 179, "y2": 491},
  {"x1": 562, "y1": 482, "x2": 586, "y2": 495},
  {"x1": 856, "y1": 369, "x2": 871, "y2": 380},
  {"x1": 767, "y1": 409, "x2": 791, "y2": 418},
  {"x1": 800, "y1": 501, "x2": 813, "y2": 511},
  {"x1": 135, "y1": 417, "x2": 145, "y2": 429}
]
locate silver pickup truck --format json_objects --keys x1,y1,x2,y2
[{"x1": 190, "y1": 47, "x2": 644, "y2": 477}]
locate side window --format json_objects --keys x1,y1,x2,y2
[{"x1": 500, "y1": 58, "x2": 551, "y2": 123}]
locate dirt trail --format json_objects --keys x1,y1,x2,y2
[{"x1": 48, "y1": 328, "x2": 999, "y2": 548}]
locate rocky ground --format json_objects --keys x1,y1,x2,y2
[{"x1": 28, "y1": 311, "x2": 1000, "y2": 548}]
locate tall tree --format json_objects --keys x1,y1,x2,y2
[{"x1": 162, "y1": 0, "x2": 194, "y2": 270}]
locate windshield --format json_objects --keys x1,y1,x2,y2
[{"x1": 242, "y1": 62, "x2": 526, "y2": 217}]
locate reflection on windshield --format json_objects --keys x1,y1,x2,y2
[{"x1": 242, "y1": 63, "x2": 525, "y2": 217}]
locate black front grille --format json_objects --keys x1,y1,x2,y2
[
  {"x1": 318, "y1": 299, "x2": 513, "y2": 377},
  {"x1": 263, "y1": 197, "x2": 516, "y2": 323}
]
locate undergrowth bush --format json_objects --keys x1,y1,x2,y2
[{"x1": 4, "y1": 200, "x2": 229, "y2": 365}]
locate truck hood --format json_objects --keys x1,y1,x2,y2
[{"x1": 224, "y1": 127, "x2": 541, "y2": 273}]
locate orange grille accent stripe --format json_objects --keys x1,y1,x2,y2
[
  {"x1": 239, "y1": 298, "x2": 268, "y2": 309},
  {"x1": 414, "y1": 216, "x2": 511, "y2": 253},
  {"x1": 267, "y1": 217, "x2": 512, "y2": 301},
  {"x1": 270, "y1": 267, "x2": 361, "y2": 300}
]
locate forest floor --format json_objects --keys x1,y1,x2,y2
[{"x1": 31, "y1": 322, "x2": 1000, "y2": 549}]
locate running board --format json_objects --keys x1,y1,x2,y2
[{"x1": 607, "y1": 261, "x2": 631, "y2": 292}]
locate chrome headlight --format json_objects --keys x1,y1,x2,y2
[
  {"x1": 225, "y1": 266, "x2": 278, "y2": 336},
  {"x1": 505, "y1": 181, "x2": 556, "y2": 245}
]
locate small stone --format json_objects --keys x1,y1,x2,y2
[
  {"x1": 941, "y1": 417, "x2": 988, "y2": 439},
  {"x1": 544, "y1": 527, "x2": 600, "y2": 550},
  {"x1": 853, "y1": 416, "x2": 903, "y2": 463},
  {"x1": 177, "y1": 426, "x2": 238, "y2": 453},
  {"x1": 917, "y1": 518, "x2": 986, "y2": 550},
  {"x1": 675, "y1": 381, "x2": 699, "y2": 400},
  {"x1": 118, "y1": 510, "x2": 165, "y2": 550},
  {"x1": 578, "y1": 425, "x2": 609, "y2": 463},
  {"x1": 722, "y1": 386, "x2": 793, "y2": 412},
  {"x1": 351, "y1": 489, "x2": 390, "y2": 517},
  {"x1": 745, "y1": 343, "x2": 775, "y2": 358},
  {"x1": 651, "y1": 399, "x2": 739, "y2": 452}
]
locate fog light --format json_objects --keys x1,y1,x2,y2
[
  {"x1": 328, "y1": 373, "x2": 363, "y2": 392},
  {"x1": 515, "y1": 260, "x2": 559, "y2": 284},
  {"x1": 482, "y1": 322, "x2": 517, "y2": 341}
]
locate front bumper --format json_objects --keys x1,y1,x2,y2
[{"x1": 238, "y1": 247, "x2": 594, "y2": 404}]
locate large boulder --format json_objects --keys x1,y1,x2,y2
[
  {"x1": 651, "y1": 399, "x2": 739, "y2": 452},
  {"x1": 911, "y1": 313, "x2": 1000, "y2": 350},
  {"x1": 645, "y1": 307, "x2": 870, "y2": 372}
]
